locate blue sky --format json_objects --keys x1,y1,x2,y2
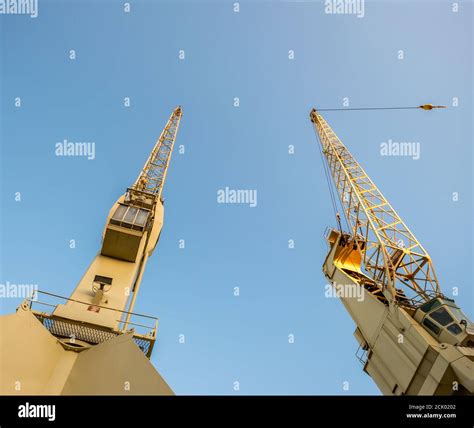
[{"x1": 1, "y1": 0, "x2": 472, "y2": 394}]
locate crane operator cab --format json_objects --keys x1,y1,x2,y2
[
  {"x1": 414, "y1": 297, "x2": 474, "y2": 347},
  {"x1": 101, "y1": 199, "x2": 152, "y2": 263}
]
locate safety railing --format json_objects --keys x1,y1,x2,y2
[
  {"x1": 355, "y1": 344, "x2": 369, "y2": 367},
  {"x1": 25, "y1": 290, "x2": 158, "y2": 358}
]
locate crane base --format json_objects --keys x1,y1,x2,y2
[{"x1": 0, "y1": 306, "x2": 173, "y2": 395}]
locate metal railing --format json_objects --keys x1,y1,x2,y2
[
  {"x1": 355, "y1": 344, "x2": 369, "y2": 367},
  {"x1": 25, "y1": 290, "x2": 158, "y2": 359}
]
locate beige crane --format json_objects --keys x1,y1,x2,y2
[
  {"x1": 0, "y1": 107, "x2": 182, "y2": 395},
  {"x1": 310, "y1": 107, "x2": 474, "y2": 395}
]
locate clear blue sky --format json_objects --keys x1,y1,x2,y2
[{"x1": 1, "y1": 0, "x2": 472, "y2": 395}]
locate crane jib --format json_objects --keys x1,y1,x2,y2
[{"x1": 310, "y1": 108, "x2": 441, "y2": 307}]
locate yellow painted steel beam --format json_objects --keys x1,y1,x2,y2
[
  {"x1": 310, "y1": 108, "x2": 441, "y2": 305},
  {"x1": 134, "y1": 106, "x2": 182, "y2": 201}
]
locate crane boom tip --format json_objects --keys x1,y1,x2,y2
[{"x1": 419, "y1": 104, "x2": 447, "y2": 110}]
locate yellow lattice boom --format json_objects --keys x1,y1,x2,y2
[
  {"x1": 310, "y1": 108, "x2": 441, "y2": 306},
  {"x1": 134, "y1": 106, "x2": 183, "y2": 201}
]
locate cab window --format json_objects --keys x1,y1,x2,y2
[
  {"x1": 429, "y1": 307, "x2": 454, "y2": 326},
  {"x1": 420, "y1": 299, "x2": 441, "y2": 313},
  {"x1": 423, "y1": 318, "x2": 440, "y2": 335},
  {"x1": 447, "y1": 324, "x2": 462, "y2": 335}
]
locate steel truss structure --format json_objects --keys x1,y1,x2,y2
[
  {"x1": 310, "y1": 109, "x2": 441, "y2": 306},
  {"x1": 133, "y1": 106, "x2": 183, "y2": 200}
]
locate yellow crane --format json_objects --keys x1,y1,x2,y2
[
  {"x1": 310, "y1": 107, "x2": 474, "y2": 395},
  {"x1": 0, "y1": 107, "x2": 182, "y2": 395}
]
